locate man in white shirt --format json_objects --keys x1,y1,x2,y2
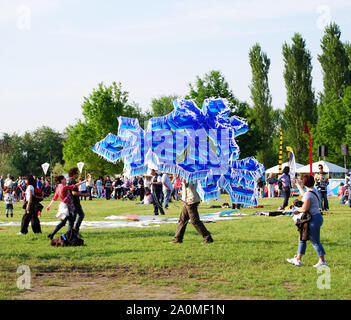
[
  {"x1": 162, "y1": 173, "x2": 172, "y2": 209},
  {"x1": 172, "y1": 180, "x2": 213, "y2": 244}
]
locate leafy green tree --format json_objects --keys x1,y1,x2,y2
[
  {"x1": 0, "y1": 127, "x2": 64, "y2": 177},
  {"x1": 63, "y1": 82, "x2": 147, "y2": 177},
  {"x1": 52, "y1": 162, "x2": 65, "y2": 176},
  {"x1": 318, "y1": 23, "x2": 351, "y2": 104},
  {"x1": 151, "y1": 95, "x2": 178, "y2": 117},
  {"x1": 282, "y1": 33, "x2": 318, "y2": 164},
  {"x1": 315, "y1": 24, "x2": 351, "y2": 165},
  {"x1": 249, "y1": 44, "x2": 275, "y2": 168}
]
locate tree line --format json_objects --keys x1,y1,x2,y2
[{"x1": 1, "y1": 23, "x2": 350, "y2": 178}]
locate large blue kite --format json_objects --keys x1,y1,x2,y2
[{"x1": 92, "y1": 98, "x2": 265, "y2": 206}]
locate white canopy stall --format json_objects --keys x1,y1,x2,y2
[
  {"x1": 265, "y1": 162, "x2": 305, "y2": 175},
  {"x1": 296, "y1": 160, "x2": 348, "y2": 178}
]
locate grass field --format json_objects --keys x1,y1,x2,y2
[{"x1": 0, "y1": 194, "x2": 350, "y2": 300}]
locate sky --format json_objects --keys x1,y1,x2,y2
[{"x1": 0, "y1": 0, "x2": 351, "y2": 135}]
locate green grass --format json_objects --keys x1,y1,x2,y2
[{"x1": 0, "y1": 195, "x2": 350, "y2": 300}]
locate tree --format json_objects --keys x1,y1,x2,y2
[
  {"x1": 52, "y1": 162, "x2": 64, "y2": 176},
  {"x1": 318, "y1": 23, "x2": 351, "y2": 104},
  {"x1": 151, "y1": 95, "x2": 178, "y2": 117},
  {"x1": 186, "y1": 70, "x2": 262, "y2": 160},
  {"x1": 0, "y1": 128, "x2": 64, "y2": 177},
  {"x1": 63, "y1": 82, "x2": 148, "y2": 177},
  {"x1": 315, "y1": 24, "x2": 351, "y2": 165},
  {"x1": 249, "y1": 44, "x2": 275, "y2": 168},
  {"x1": 282, "y1": 33, "x2": 318, "y2": 164}
]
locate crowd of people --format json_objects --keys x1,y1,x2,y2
[
  {"x1": 1, "y1": 169, "x2": 214, "y2": 243},
  {"x1": 255, "y1": 164, "x2": 351, "y2": 211},
  {"x1": 1, "y1": 164, "x2": 350, "y2": 254}
]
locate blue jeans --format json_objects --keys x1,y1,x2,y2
[
  {"x1": 297, "y1": 213, "x2": 326, "y2": 257},
  {"x1": 340, "y1": 196, "x2": 348, "y2": 204},
  {"x1": 282, "y1": 190, "x2": 290, "y2": 209},
  {"x1": 163, "y1": 189, "x2": 171, "y2": 209},
  {"x1": 318, "y1": 191, "x2": 329, "y2": 210}
]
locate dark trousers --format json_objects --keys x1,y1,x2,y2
[
  {"x1": 73, "y1": 205, "x2": 85, "y2": 232},
  {"x1": 152, "y1": 192, "x2": 165, "y2": 215},
  {"x1": 318, "y1": 191, "x2": 329, "y2": 210},
  {"x1": 282, "y1": 190, "x2": 290, "y2": 209},
  {"x1": 139, "y1": 187, "x2": 145, "y2": 201},
  {"x1": 20, "y1": 210, "x2": 42, "y2": 234},
  {"x1": 106, "y1": 188, "x2": 111, "y2": 200},
  {"x1": 174, "y1": 202, "x2": 212, "y2": 241},
  {"x1": 50, "y1": 213, "x2": 75, "y2": 237}
]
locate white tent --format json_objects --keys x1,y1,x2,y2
[
  {"x1": 296, "y1": 160, "x2": 348, "y2": 175},
  {"x1": 265, "y1": 162, "x2": 305, "y2": 174}
]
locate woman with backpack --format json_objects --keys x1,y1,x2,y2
[{"x1": 286, "y1": 175, "x2": 327, "y2": 268}]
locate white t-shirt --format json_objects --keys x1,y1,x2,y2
[
  {"x1": 5, "y1": 179, "x2": 14, "y2": 189},
  {"x1": 162, "y1": 174, "x2": 172, "y2": 193},
  {"x1": 25, "y1": 185, "x2": 35, "y2": 202}
]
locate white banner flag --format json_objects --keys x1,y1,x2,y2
[{"x1": 286, "y1": 146, "x2": 297, "y2": 180}]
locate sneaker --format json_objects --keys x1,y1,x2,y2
[
  {"x1": 203, "y1": 237, "x2": 214, "y2": 244},
  {"x1": 313, "y1": 261, "x2": 328, "y2": 268},
  {"x1": 47, "y1": 234, "x2": 54, "y2": 240},
  {"x1": 171, "y1": 239, "x2": 182, "y2": 244},
  {"x1": 286, "y1": 256, "x2": 301, "y2": 266},
  {"x1": 17, "y1": 232, "x2": 25, "y2": 235}
]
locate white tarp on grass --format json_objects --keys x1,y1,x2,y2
[{"x1": 0, "y1": 211, "x2": 247, "y2": 230}]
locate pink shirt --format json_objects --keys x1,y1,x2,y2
[{"x1": 52, "y1": 184, "x2": 76, "y2": 204}]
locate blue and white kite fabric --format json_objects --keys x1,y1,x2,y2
[{"x1": 92, "y1": 98, "x2": 265, "y2": 206}]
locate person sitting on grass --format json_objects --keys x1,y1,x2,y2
[
  {"x1": 46, "y1": 175, "x2": 86, "y2": 240},
  {"x1": 286, "y1": 175, "x2": 327, "y2": 268}
]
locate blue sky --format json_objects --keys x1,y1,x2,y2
[{"x1": 1, "y1": 0, "x2": 351, "y2": 134}]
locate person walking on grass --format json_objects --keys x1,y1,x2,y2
[
  {"x1": 18, "y1": 174, "x2": 42, "y2": 235},
  {"x1": 286, "y1": 175, "x2": 327, "y2": 268},
  {"x1": 4, "y1": 188, "x2": 15, "y2": 218},
  {"x1": 46, "y1": 175, "x2": 86, "y2": 240},
  {"x1": 67, "y1": 168, "x2": 90, "y2": 236},
  {"x1": 172, "y1": 179, "x2": 213, "y2": 244}
]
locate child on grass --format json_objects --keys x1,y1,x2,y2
[{"x1": 4, "y1": 188, "x2": 16, "y2": 218}]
